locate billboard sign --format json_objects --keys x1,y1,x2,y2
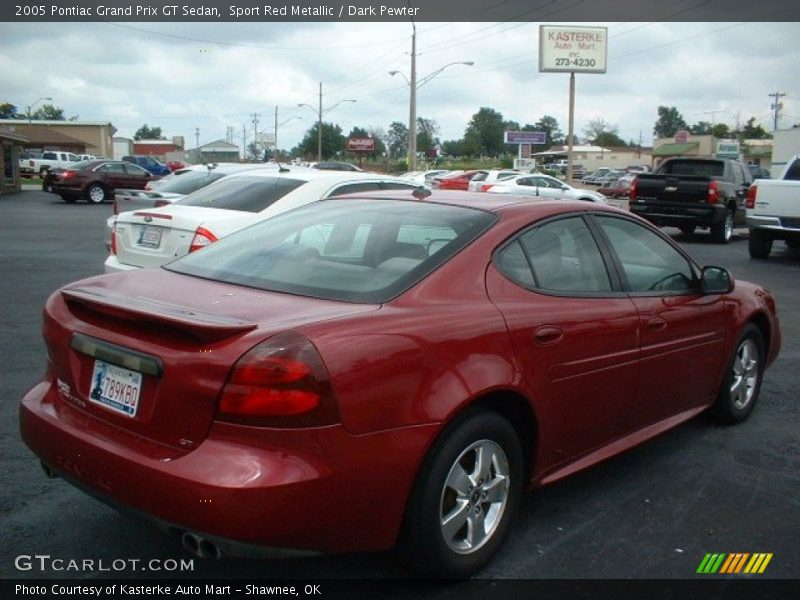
[
  {"x1": 539, "y1": 26, "x2": 608, "y2": 74},
  {"x1": 505, "y1": 131, "x2": 547, "y2": 145},
  {"x1": 674, "y1": 130, "x2": 689, "y2": 144},
  {"x1": 347, "y1": 137, "x2": 375, "y2": 152}
]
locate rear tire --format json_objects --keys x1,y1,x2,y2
[
  {"x1": 62, "y1": 195, "x2": 77, "y2": 204},
  {"x1": 86, "y1": 183, "x2": 107, "y2": 204},
  {"x1": 679, "y1": 224, "x2": 696, "y2": 236},
  {"x1": 711, "y1": 209, "x2": 734, "y2": 244},
  {"x1": 398, "y1": 411, "x2": 523, "y2": 578},
  {"x1": 748, "y1": 229, "x2": 773, "y2": 259},
  {"x1": 711, "y1": 324, "x2": 764, "y2": 424}
]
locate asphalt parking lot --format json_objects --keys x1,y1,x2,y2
[{"x1": 1, "y1": 190, "x2": 798, "y2": 585}]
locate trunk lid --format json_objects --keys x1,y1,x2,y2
[
  {"x1": 45, "y1": 269, "x2": 378, "y2": 451},
  {"x1": 112, "y1": 205, "x2": 255, "y2": 269}
]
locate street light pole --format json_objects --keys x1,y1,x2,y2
[
  {"x1": 390, "y1": 58, "x2": 473, "y2": 172},
  {"x1": 299, "y1": 86, "x2": 356, "y2": 163},
  {"x1": 27, "y1": 96, "x2": 53, "y2": 123}
]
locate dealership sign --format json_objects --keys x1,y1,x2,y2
[
  {"x1": 347, "y1": 137, "x2": 375, "y2": 152},
  {"x1": 505, "y1": 131, "x2": 547, "y2": 145},
  {"x1": 539, "y1": 26, "x2": 608, "y2": 73},
  {"x1": 715, "y1": 140, "x2": 740, "y2": 159}
]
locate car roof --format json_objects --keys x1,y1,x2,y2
[
  {"x1": 212, "y1": 166, "x2": 401, "y2": 183},
  {"x1": 330, "y1": 188, "x2": 620, "y2": 217}
]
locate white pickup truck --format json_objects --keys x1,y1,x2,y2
[
  {"x1": 20, "y1": 150, "x2": 80, "y2": 177},
  {"x1": 746, "y1": 153, "x2": 800, "y2": 258}
]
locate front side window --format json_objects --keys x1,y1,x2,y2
[{"x1": 596, "y1": 216, "x2": 696, "y2": 294}]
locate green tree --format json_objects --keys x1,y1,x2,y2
[
  {"x1": 386, "y1": 121, "x2": 408, "y2": 158},
  {"x1": 653, "y1": 106, "x2": 688, "y2": 138},
  {"x1": 463, "y1": 107, "x2": 506, "y2": 157},
  {"x1": 593, "y1": 131, "x2": 629, "y2": 147},
  {"x1": 416, "y1": 117, "x2": 440, "y2": 154},
  {"x1": 440, "y1": 139, "x2": 465, "y2": 156},
  {"x1": 30, "y1": 103, "x2": 65, "y2": 120},
  {"x1": 736, "y1": 117, "x2": 771, "y2": 140},
  {"x1": 293, "y1": 121, "x2": 346, "y2": 160},
  {"x1": 583, "y1": 118, "x2": 620, "y2": 144},
  {"x1": 534, "y1": 115, "x2": 563, "y2": 149},
  {"x1": 0, "y1": 102, "x2": 19, "y2": 119},
  {"x1": 134, "y1": 124, "x2": 166, "y2": 140}
]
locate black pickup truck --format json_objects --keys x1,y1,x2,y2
[{"x1": 629, "y1": 157, "x2": 752, "y2": 243}]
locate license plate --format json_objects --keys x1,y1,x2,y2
[
  {"x1": 137, "y1": 225, "x2": 162, "y2": 248},
  {"x1": 89, "y1": 360, "x2": 142, "y2": 417}
]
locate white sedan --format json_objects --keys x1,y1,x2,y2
[
  {"x1": 484, "y1": 173, "x2": 607, "y2": 203},
  {"x1": 105, "y1": 167, "x2": 425, "y2": 272}
]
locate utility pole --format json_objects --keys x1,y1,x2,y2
[
  {"x1": 274, "y1": 106, "x2": 279, "y2": 160},
  {"x1": 195, "y1": 127, "x2": 199, "y2": 150},
  {"x1": 317, "y1": 82, "x2": 323, "y2": 162},
  {"x1": 409, "y1": 23, "x2": 417, "y2": 171},
  {"x1": 768, "y1": 92, "x2": 786, "y2": 130},
  {"x1": 251, "y1": 113, "x2": 260, "y2": 160},
  {"x1": 242, "y1": 124, "x2": 246, "y2": 160}
]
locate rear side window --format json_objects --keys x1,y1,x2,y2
[
  {"x1": 167, "y1": 199, "x2": 497, "y2": 303},
  {"x1": 784, "y1": 159, "x2": 800, "y2": 181},
  {"x1": 660, "y1": 160, "x2": 724, "y2": 178},
  {"x1": 158, "y1": 171, "x2": 225, "y2": 194},
  {"x1": 175, "y1": 175, "x2": 306, "y2": 213}
]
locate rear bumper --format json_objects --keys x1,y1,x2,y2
[
  {"x1": 103, "y1": 254, "x2": 142, "y2": 273},
  {"x1": 747, "y1": 215, "x2": 800, "y2": 233},
  {"x1": 20, "y1": 379, "x2": 435, "y2": 555},
  {"x1": 630, "y1": 201, "x2": 728, "y2": 227}
]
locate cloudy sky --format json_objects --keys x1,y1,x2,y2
[{"x1": 1, "y1": 19, "x2": 797, "y2": 152}]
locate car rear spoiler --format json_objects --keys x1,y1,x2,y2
[{"x1": 62, "y1": 286, "x2": 257, "y2": 343}]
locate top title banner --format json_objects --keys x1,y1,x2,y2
[{"x1": 4, "y1": 0, "x2": 800, "y2": 22}]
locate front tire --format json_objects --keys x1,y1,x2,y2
[
  {"x1": 86, "y1": 183, "x2": 107, "y2": 204},
  {"x1": 711, "y1": 209, "x2": 734, "y2": 244},
  {"x1": 711, "y1": 324, "x2": 765, "y2": 424},
  {"x1": 398, "y1": 412, "x2": 524, "y2": 578},
  {"x1": 748, "y1": 229, "x2": 773, "y2": 259}
]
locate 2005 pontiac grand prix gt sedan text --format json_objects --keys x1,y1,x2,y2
[{"x1": 20, "y1": 190, "x2": 780, "y2": 577}]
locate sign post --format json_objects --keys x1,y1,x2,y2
[
  {"x1": 346, "y1": 137, "x2": 375, "y2": 168},
  {"x1": 539, "y1": 25, "x2": 608, "y2": 181},
  {"x1": 505, "y1": 131, "x2": 546, "y2": 170}
]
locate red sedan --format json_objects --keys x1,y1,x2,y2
[
  {"x1": 437, "y1": 169, "x2": 483, "y2": 191},
  {"x1": 42, "y1": 160, "x2": 155, "y2": 204},
  {"x1": 20, "y1": 191, "x2": 780, "y2": 576}
]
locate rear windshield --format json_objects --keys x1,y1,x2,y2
[
  {"x1": 157, "y1": 171, "x2": 227, "y2": 195},
  {"x1": 659, "y1": 160, "x2": 724, "y2": 178},
  {"x1": 174, "y1": 175, "x2": 306, "y2": 213},
  {"x1": 166, "y1": 199, "x2": 497, "y2": 303}
]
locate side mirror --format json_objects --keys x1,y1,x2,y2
[{"x1": 701, "y1": 266, "x2": 734, "y2": 294}]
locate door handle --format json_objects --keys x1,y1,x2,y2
[
  {"x1": 534, "y1": 325, "x2": 563, "y2": 345},
  {"x1": 646, "y1": 316, "x2": 667, "y2": 330}
]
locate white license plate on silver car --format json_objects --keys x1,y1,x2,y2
[{"x1": 89, "y1": 360, "x2": 142, "y2": 417}]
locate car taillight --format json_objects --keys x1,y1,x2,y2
[
  {"x1": 110, "y1": 221, "x2": 118, "y2": 256},
  {"x1": 481, "y1": 184, "x2": 494, "y2": 192},
  {"x1": 61, "y1": 170, "x2": 77, "y2": 180},
  {"x1": 708, "y1": 180, "x2": 720, "y2": 204},
  {"x1": 746, "y1": 184, "x2": 757, "y2": 209},
  {"x1": 629, "y1": 176, "x2": 638, "y2": 200},
  {"x1": 218, "y1": 331, "x2": 340, "y2": 427},
  {"x1": 189, "y1": 227, "x2": 218, "y2": 252}
]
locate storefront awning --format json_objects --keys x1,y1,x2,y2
[{"x1": 652, "y1": 142, "x2": 699, "y2": 157}]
